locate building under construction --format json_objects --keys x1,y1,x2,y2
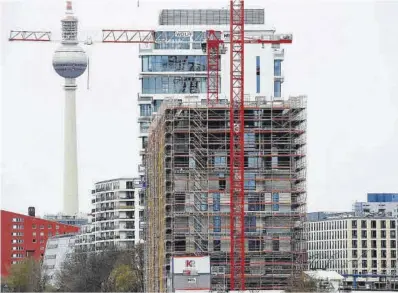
[{"x1": 145, "y1": 96, "x2": 307, "y2": 292}]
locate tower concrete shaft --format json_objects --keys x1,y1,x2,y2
[{"x1": 63, "y1": 78, "x2": 79, "y2": 215}]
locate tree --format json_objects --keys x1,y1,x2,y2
[
  {"x1": 5, "y1": 257, "x2": 48, "y2": 292},
  {"x1": 56, "y1": 244, "x2": 144, "y2": 292}
]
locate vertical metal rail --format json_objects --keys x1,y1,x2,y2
[{"x1": 229, "y1": 0, "x2": 245, "y2": 290}]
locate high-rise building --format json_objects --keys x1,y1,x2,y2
[
  {"x1": 0, "y1": 208, "x2": 79, "y2": 276},
  {"x1": 140, "y1": 8, "x2": 307, "y2": 291},
  {"x1": 74, "y1": 178, "x2": 144, "y2": 251},
  {"x1": 306, "y1": 214, "x2": 398, "y2": 289}
]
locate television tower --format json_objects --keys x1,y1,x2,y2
[{"x1": 52, "y1": 1, "x2": 87, "y2": 215}]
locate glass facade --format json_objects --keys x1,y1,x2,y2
[
  {"x1": 142, "y1": 76, "x2": 217, "y2": 94},
  {"x1": 158, "y1": 9, "x2": 264, "y2": 25},
  {"x1": 274, "y1": 80, "x2": 281, "y2": 97},
  {"x1": 142, "y1": 55, "x2": 207, "y2": 72},
  {"x1": 154, "y1": 31, "x2": 190, "y2": 50},
  {"x1": 274, "y1": 60, "x2": 282, "y2": 76}
]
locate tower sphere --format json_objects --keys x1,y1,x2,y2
[{"x1": 52, "y1": 45, "x2": 87, "y2": 78}]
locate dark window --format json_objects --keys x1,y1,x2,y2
[
  {"x1": 352, "y1": 230, "x2": 357, "y2": 238},
  {"x1": 381, "y1": 250, "x2": 387, "y2": 258},
  {"x1": 362, "y1": 260, "x2": 367, "y2": 268},
  {"x1": 372, "y1": 260, "x2": 377, "y2": 268},
  {"x1": 391, "y1": 240, "x2": 396, "y2": 248},
  {"x1": 371, "y1": 230, "x2": 377, "y2": 238},
  {"x1": 371, "y1": 220, "x2": 376, "y2": 228},
  {"x1": 381, "y1": 230, "x2": 386, "y2": 238},
  {"x1": 362, "y1": 250, "x2": 367, "y2": 258},
  {"x1": 391, "y1": 220, "x2": 396, "y2": 229},
  {"x1": 371, "y1": 250, "x2": 377, "y2": 258},
  {"x1": 352, "y1": 250, "x2": 358, "y2": 258},
  {"x1": 352, "y1": 240, "x2": 357, "y2": 248},
  {"x1": 213, "y1": 240, "x2": 221, "y2": 252},
  {"x1": 371, "y1": 240, "x2": 377, "y2": 248},
  {"x1": 352, "y1": 220, "x2": 357, "y2": 228},
  {"x1": 272, "y1": 239, "x2": 280, "y2": 251},
  {"x1": 361, "y1": 240, "x2": 367, "y2": 248},
  {"x1": 361, "y1": 220, "x2": 367, "y2": 228},
  {"x1": 249, "y1": 240, "x2": 261, "y2": 252},
  {"x1": 390, "y1": 230, "x2": 396, "y2": 238},
  {"x1": 381, "y1": 220, "x2": 386, "y2": 229},
  {"x1": 391, "y1": 250, "x2": 396, "y2": 258},
  {"x1": 361, "y1": 230, "x2": 367, "y2": 238}
]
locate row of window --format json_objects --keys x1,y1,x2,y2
[
  {"x1": 12, "y1": 218, "x2": 24, "y2": 222},
  {"x1": 142, "y1": 77, "x2": 216, "y2": 94},
  {"x1": 307, "y1": 219, "x2": 396, "y2": 231},
  {"x1": 352, "y1": 239, "x2": 397, "y2": 249},
  {"x1": 351, "y1": 249, "x2": 396, "y2": 258},
  {"x1": 142, "y1": 55, "x2": 209, "y2": 72},
  {"x1": 352, "y1": 229, "x2": 396, "y2": 239}
]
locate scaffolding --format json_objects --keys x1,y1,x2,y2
[{"x1": 145, "y1": 96, "x2": 307, "y2": 291}]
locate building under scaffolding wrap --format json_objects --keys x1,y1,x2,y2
[{"x1": 145, "y1": 95, "x2": 307, "y2": 292}]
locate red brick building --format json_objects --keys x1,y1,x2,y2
[{"x1": 1, "y1": 208, "x2": 79, "y2": 276}]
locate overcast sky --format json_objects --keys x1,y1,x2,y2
[{"x1": 1, "y1": 0, "x2": 398, "y2": 216}]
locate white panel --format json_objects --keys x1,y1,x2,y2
[
  {"x1": 173, "y1": 256, "x2": 210, "y2": 274},
  {"x1": 279, "y1": 193, "x2": 291, "y2": 203}
]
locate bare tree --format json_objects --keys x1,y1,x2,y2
[{"x1": 56, "y1": 244, "x2": 144, "y2": 292}]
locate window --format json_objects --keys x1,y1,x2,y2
[
  {"x1": 391, "y1": 230, "x2": 396, "y2": 238},
  {"x1": 32, "y1": 224, "x2": 36, "y2": 229},
  {"x1": 391, "y1": 250, "x2": 397, "y2": 258},
  {"x1": 40, "y1": 232, "x2": 44, "y2": 236},
  {"x1": 48, "y1": 225, "x2": 52, "y2": 229},
  {"x1": 352, "y1": 250, "x2": 358, "y2": 258},
  {"x1": 40, "y1": 239, "x2": 44, "y2": 243},
  {"x1": 352, "y1": 220, "x2": 357, "y2": 228},
  {"x1": 272, "y1": 204, "x2": 280, "y2": 211},
  {"x1": 33, "y1": 239, "x2": 36, "y2": 243},
  {"x1": 371, "y1": 220, "x2": 376, "y2": 228},
  {"x1": 372, "y1": 260, "x2": 377, "y2": 268},
  {"x1": 248, "y1": 239, "x2": 261, "y2": 251},
  {"x1": 352, "y1": 230, "x2": 357, "y2": 238},
  {"x1": 56, "y1": 225, "x2": 59, "y2": 230},
  {"x1": 352, "y1": 240, "x2": 357, "y2": 248},
  {"x1": 213, "y1": 240, "x2": 221, "y2": 252},
  {"x1": 274, "y1": 59, "x2": 282, "y2": 76},
  {"x1": 362, "y1": 260, "x2": 367, "y2": 268},
  {"x1": 140, "y1": 104, "x2": 152, "y2": 117},
  {"x1": 381, "y1": 220, "x2": 386, "y2": 229},
  {"x1": 274, "y1": 80, "x2": 281, "y2": 97},
  {"x1": 361, "y1": 230, "x2": 367, "y2": 238},
  {"x1": 245, "y1": 216, "x2": 256, "y2": 233},
  {"x1": 361, "y1": 220, "x2": 367, "y2": 228},
  {"x1": 213, "y1": 193, "x2": 220, "y2": 212},
  {"x1": 213, "y1": 216, "x2": 221, "y2": 233},
  {"x1": 391, "y1": 220, "x2": 396, "y2": 229},
  {"x1": 381, "y1": 230, "x2": 386, "y2": 238},
  {"x1": 40, "y1": 225, "x2": 44, "y2": 229},
  {"x1": 371, "y1": 250, "x2": 377, "y2": 258},
  {"x1": 256, "y1": 56, "x2": 260, "y2": 93},
  {"x1": 371, "y1": 230, "x2": 376, "y2": 238},
  {"x1": 361, "y1": 240, "x2": 367, "y2": 248},
  {"x1": 391, "y1": 240, "x2": 396, "y2": 248}
]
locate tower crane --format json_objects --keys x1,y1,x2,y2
[{"x1": 8, "y1": 0, "x2": 292, "y2": 290}]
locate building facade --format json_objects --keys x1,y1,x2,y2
[
  {"x1": 0, "y1": 209, "x2": 79, "y2": 276},
  {"x1": 140, "y1": 8, "x2": 306, "y2": 292},
  {"x1": 42, "y1": 233, "x2": 77, "y2": 285},
  {"x1": 353, "y1": 193, "x2": 398, "y2": 218},
  {"x1": 74, "y1": 178, "x2": 144, "y2": 251},
  {"x1": 306, "y1": 215, "x2": 398, "y2": 286}
]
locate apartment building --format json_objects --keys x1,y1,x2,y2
[
  {"x1": 0, "y1": 208, "x2": 79, "y2": 276},
  {"x1": 42, "y1": 233, "x2": 77, "y2": 284},
  {"x1": 75, "y1": 178, "x2": 144, "y2": 251}
]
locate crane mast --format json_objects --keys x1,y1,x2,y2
[{"x1": 229, "y1": 0, "x2": 246, "y2": 290}]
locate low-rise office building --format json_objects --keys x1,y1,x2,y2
[{"x1": 306, "y1": 213, "x2": 397, "y2": 288}]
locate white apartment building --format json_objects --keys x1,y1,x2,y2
[
  {"x1": 306, "y1": 216, "x2": 398, "y2": 283},
  {"x1": 42, "y1": 233, "x2": 77, "y2": 285},
  {"x1": 137, "y1": 8, "x2": 288, "y2": 179},
  {"x1": 75, "y1": 178, "x2": 144, "y2": 251}
]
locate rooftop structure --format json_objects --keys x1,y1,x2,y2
[{"x1": 145, "y1": 96, "x2": 307, "y2": 291}]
